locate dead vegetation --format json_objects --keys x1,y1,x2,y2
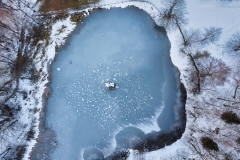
[
  {"x1": 70, "y1": 12, "x2": 87, "y2": 22},
  {"x1": 38, "y1": 0, "x2": 99, "y2": 12},
  {"x1": 31, "y1": 24, "x2": 51, "y2": 47}
]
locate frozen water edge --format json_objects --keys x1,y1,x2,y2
[
  {"x1": 3, "y1": 0, "x2": 238, "y2": 159},
  {"x1": 28, "y1": 1, "x2": 186, "y2": 160},
  {"x1": 45, "y1": 7, "x2": 183, "y2": 159}
]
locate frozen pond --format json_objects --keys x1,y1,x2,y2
[{"x1": 46, "y1": 8, "x2": 181, "y2": 160}]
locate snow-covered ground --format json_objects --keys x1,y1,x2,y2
[
  {"x1": 1, "y1": 0, "x2": 239, "y2": 159},
  {"x1": 139, "y1": 0, "x2": 240, "y2": 159},
  {"x1": 33, "y1": 0, "x2": 240, "y2": 159}
]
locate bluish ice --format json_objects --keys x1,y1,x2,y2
[{"x1": 46, "y1": 8, "x2": 181, "y2": 160}]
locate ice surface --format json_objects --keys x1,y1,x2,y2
[{"x1": 46, "y1": 8, "x2": 181, "y2": 160}]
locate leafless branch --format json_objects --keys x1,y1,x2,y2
[{"x1": 225, "y1": 32, "x2": 240, "y2": 55}]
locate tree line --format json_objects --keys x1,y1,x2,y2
[{"x1": 158, "y1": 0, "x2": 240, "y2": 159}]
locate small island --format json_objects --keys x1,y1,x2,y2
[{"x1": 105, "y1": 81, "x2": 117, "y2": 90}]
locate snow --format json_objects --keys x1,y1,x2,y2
[
  {"x1": 184, "y1": 0, "x2": 240, "y2": 66},
  {"x1": 96, "y1": 0, "x2": 240, "y2": 159},
  {"x1": 50, "y1": 17, "x2": 76, "y2": 49},
  {"x1": 44, "y1": 8, "x2": 181, "y2": 159},
  {"x1": 2, "y1": 0, "x2": 237, "y2": 159},
  {"x1": 0, "y1": 0, "x2": 44, "y2": 159},
  {"x1": 105, "y1": 82, "x2": 115, "y2": 88}
]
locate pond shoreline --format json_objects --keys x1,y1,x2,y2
[
  {"x1": 105, "y1": 82, "x2": 187, "y2": 159},
  {"x1": 29, "y1": 62, "x2": 57, "y2": 160},
  {"x1": 29, "y1": 3, "x2": 187, "y2": 160}
]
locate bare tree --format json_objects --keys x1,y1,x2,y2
[
  {"x1": 159, "y1": 0, "x2": 187, "y2": 31},
  {"x1": 3, "y1": 0, "x2": 39, "y2": 24},
  {"x1": 188, "y1": 52, "x2": 201, "y2": 94},
  {"x1": 0, "y1": 0, "x2": 42, "y2": 158},
  {"x1": 0, "y1": 0, "x2": 35, "y2": 108},
  {"x1": 231, "y1": 65, "x2": 240, "y2": 99},
  {"x1": 159, "y1": 0, "x2": 222, "y2": 50},
  {"x1": 181, "y1": 29, "x2": 201, "y2": 48},
  {"x1": 225, "y1": 32, "x2": 240, "y2": 55},
  {"x1": 185, "y1": 50, "x2": 230, "y2": 93},
  {"x1": 196, "y1": 56, "x2": 231, "y2": 87},
  {"x1": 201, "y1": 27, "x2": 222, "y2": 45},
  {"x1": 179, "y1": 27, "x2": 222, "y2": 49}
]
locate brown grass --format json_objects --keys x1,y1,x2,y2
[
  {"x1": 39, "y1": 0, "x2": 99, "y2": 12},
  {"x1": 70, "y1": 12, "x2": 87, "y2": 22}
]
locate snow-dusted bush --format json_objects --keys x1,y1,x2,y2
[
  {"x1": 201, "y1": 137, "x2": 219, "y2": 151},
  {"x1": 221, "y1": 111, "x2": 240, "y2": 124},
  {"x1": 236, "y1": 137, "x2": 240, "y2": 145},
  {"x1": 70, "y1": 12, "x2": 87, "y2": 22},
  {"x1": 193, "y1": 50, "x2": 210, "y2": 59}
]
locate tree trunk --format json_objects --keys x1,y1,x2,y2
[
  {"x1": 188, "y1": 54, "x2": 201, "y2": 93},
  {"x1": 175, "y1": 19, "x2": 187, "y2": 45},
  {"x1": 181, "y1": 49, "x2": 201, "y2": 94},
  {"x1": 233, "y1": 81, "x2": 239, "y2": 99}
]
